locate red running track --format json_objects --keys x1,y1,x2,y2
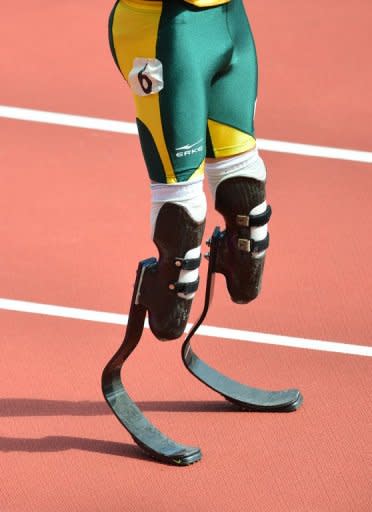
[{"x1": 1, "y1": 1, "x2": 371, "y2": 511}]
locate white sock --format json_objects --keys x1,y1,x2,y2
[
  {"x1": 205, "y1": 147, "x2": 266, "y2": 200},
  {"x1": 150, "y1": 177, "x2": 207, "y2": 235}
]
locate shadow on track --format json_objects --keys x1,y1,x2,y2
[
  {"x1": 0, "y1": 434, "x2": 149, "y2": 460},
  {"x1": 0, "y1": 398, "x2": 234, "y2": 416}
]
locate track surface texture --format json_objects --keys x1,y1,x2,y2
[{"x1": 1, "y1": 1, "x2": 371, "y2": 511}]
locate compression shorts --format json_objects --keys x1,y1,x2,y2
[{"x1": 109, "y1": 0, "x2": 258, "y2": 183}]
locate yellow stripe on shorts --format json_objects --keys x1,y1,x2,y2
[
  {"x1": 208, "y1": 119, "x2": 256, "y2": 158},
  {"x1": 184, "y1": 0, "x2": 230, "y2": 6},
  {"x1": 111, "y1": 0, "x2": 177, "y2": 183}
]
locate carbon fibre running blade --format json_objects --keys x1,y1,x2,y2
[
  {"x1": 183, "y1": 342, "x2": 303, "y2": 411},
  {"x1": 181, "y1": 227, "x2": 303, "y2": 412},
  {"x1": 102, "y1": 259, "x2": 201, "y2": 466}
]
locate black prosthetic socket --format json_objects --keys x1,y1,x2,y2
[
  {"x1": 214, "y1": 177, "x2": 271, "y2": 304},
  {"x1": 138, "y1": 203, "x2": 205, "y2": 340}
]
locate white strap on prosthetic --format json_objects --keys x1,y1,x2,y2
[
  {"x1": 150, "y1": 177, "x2": 207, "y2": 299},
  {"x1": 206, "y1": 148, "x2": 268, "y2": 258}
]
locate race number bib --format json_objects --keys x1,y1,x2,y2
[{"x1": 128, "y1": 58, "x2": 164, "y2": 96}]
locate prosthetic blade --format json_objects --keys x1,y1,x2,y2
[
  {"x1": 182, "y1": 228, "x2": 303, "y2": 412},
  {"x1": 102, "y1": 258, "x2": 201, "y2": 465}
]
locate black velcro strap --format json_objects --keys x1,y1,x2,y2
[
  {"x1": 251, "y1": 233, "x2": 270, "y2": 253},
  {"x1": 174, "y1": 255, "x2": 201, "y2": 271},
  {"x1": 249, "y1": 205, "x2": 272, "y2": 227},
  {"x1": 171, "y1": 278, "x2": 200, "y2": 295}
]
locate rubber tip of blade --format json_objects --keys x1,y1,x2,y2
[
  {"x1": 282, "y1": 391, "x2": 303, "y2": 412},
  {"x1": 133, "y1": 436, "x2": 202, "y2": 466},
  {"x1": 224, "y1": 389, "x2": 303, "y2": 412},
  {"x1": 171, "y1": 448, "x2": 202, "y2": 466}
]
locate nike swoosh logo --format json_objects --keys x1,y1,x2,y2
[{"x1": 176, "y1": 139, "x2": 203, "y2": 151}]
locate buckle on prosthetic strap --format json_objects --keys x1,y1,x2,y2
[
  {"x1": 168, "y1": 278, "x2": 200, "y2": 294},
  {"x1": 237, "y1": 233, "x2": 269, "y2": 253},
  {"x1": 174, "y1": 255, "x2": 201, "y2": 270},
  {"x1": 236, "y1": 204, "x2": 272, "y2": 228}
]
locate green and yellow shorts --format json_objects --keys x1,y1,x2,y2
[{"x1": 109, "y1": 0, "x2": 258, "y2": 183}]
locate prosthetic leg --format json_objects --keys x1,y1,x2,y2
[
  {"x1": 102, "y1": 202, "x2": 206, "y2": 465},
  {"x1": 182, "y1": 226, "x2": 302, "y2": 413},
  {"x1": 102, "y1": 202, "x2": 303, "y2": 466}
]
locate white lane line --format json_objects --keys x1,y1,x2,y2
[
  {"x1": 1, "y1": 105, "x2": 372, "y2": 164},
  {"x1": 0, "y1": 105, "x2": 138, "y2": 135},
  {"x1": 258, "y1": 138, "x2": 372, "y2": 164},
  {"x1": 1, "y1": 298, "x2": 371, "y2": 357}
]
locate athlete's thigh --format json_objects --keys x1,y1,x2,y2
[
  {"x1": 207, "y1": 0, "x2": 258, "y2": 158},
  {"x1": 109, "y1": 0, "x2": 228, "y2": 183}
]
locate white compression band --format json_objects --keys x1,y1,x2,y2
[
  {"x1": 250, "y1": 201, "x2": 268, "y2": 258},
  {"x1": 150, "y1": 178, "x2": 207, "y2": 299},
  {"x1": 205, "y1": 147, "x2": 266, "y2": 200}
]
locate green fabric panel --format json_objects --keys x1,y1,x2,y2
[
  {"x1": 154, "y1": 0, "x2": 257, "y2": 181},
  {"x1": 136, "y1": 118, "x2": 167, "y2": 183},
  {"x1": 208, "y1": 0, "x2": 257, "y2": 136},
  {"x1": 156, "y1": 1, "x2": 232, "y2": 179}
]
